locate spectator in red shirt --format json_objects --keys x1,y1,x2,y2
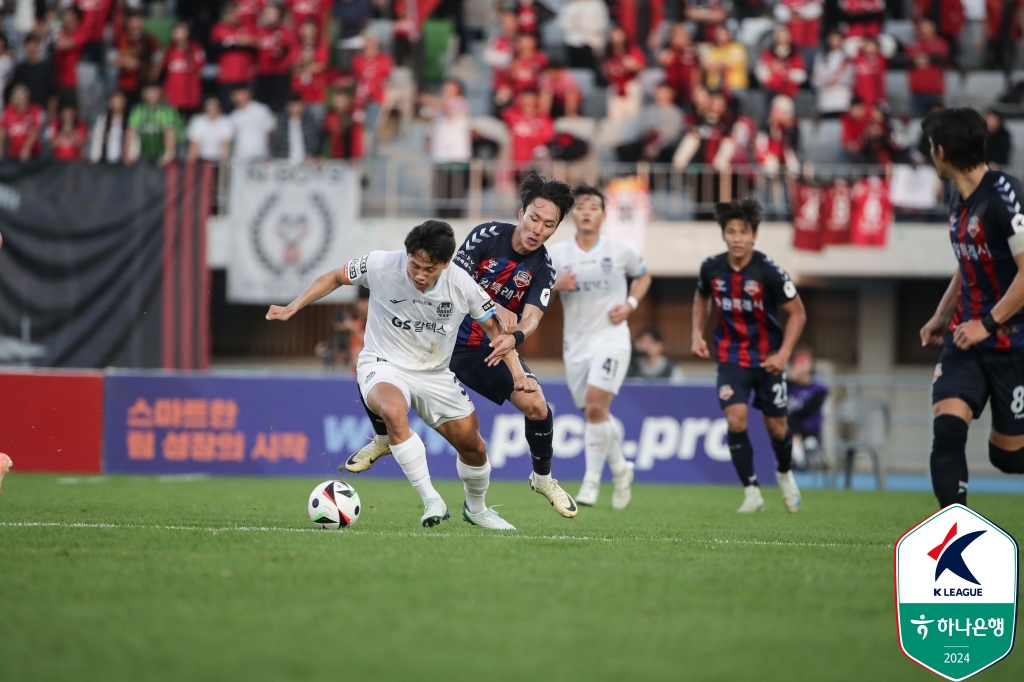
[
  {"x1": 54, "y1": 6, "x2": 89, "y2": 107},
  {"x1": 602, "y1": 25, "x2": 646, "y2": 121},
  {"x1": 538, "y1": 61, "x2": 580, "y2": 118},
  {"x1": 913, "y1": 0, "x2": 964, "y2": 67},
  {"x1": 756, "y1": 26, "x2": 807, "y2": 103},
  {"x1": 350, "y1": 32, "x2": 392, "y2": 134},
  {"x1": 755, "y1": 95, "x2": 800, "y2": 176},
  {"x1": 236, "y1": 0, "x2": 266, "y2": 31},
  {"x1": 484, "y1": 10, "x2": 519, "y2": 92},
  {"x1": 76, "y1": 0, "x2": 112, "y2": 67},
  {"x1": 286, "y1": 0, "x2": 328, "y2": 37},
  {"x1": 48, "y1": 103, "x2": 89, "y2": 161},
  {"x1": 0, "y1": 84, "x2": 44, "y2": 161},
  {"x1": 255, "y1": 3, "x2": 295, "y2": 112},
  {"x1": 612, "y1": 0, "x2": 664, "y2": 49},
  {"x1": 323, "y1": 90, "x2": 364, "y2": 161},
  {"x1": 160, "y1": 22, "x2": 206, "y2": 117},
  {"x1": 514, "y1": 0, "x2": 545, "y2": 36},
  {"x1": 985, "y1": 0, "x2": 1024, "y2": 80},
  {"x1": 113, "y1": 11, "x2": 159, "y2": 109},
  {"x1": 906, "y1": 19, "x2": 949, "y2": 117},
  {"x1": 502, "y1": 89, "x2": 555, "y2": 165},
  {"x1": 840, "y1": 96, "x2": 871, "y2": 160},
  {"x1": 657, "y1": 23, "x2": 701, "y2": 109},
  {"x1": 290, "y1": 18, "x2": 330, "y2": 120},
  {"x1": 839, "y1": 0, "x2": 885, "y2": 38},
  {"x1": 852, "y1": 36, "x2": 886, "y2": 108},
  {"x1": 774, "y1": 0, "x2": 823, "y2": 67},
  {"x1": 494, "y1": 33, "x2": 548, "y2": 112},
  {"x1": 212, "y1": 2, "x2": 258, "y2": 111}
]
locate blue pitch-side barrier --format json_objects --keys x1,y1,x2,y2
[{"x1": 103, "y1": 372, "x2": 776, "y2": 485}]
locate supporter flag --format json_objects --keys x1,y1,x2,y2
[
  {"x1": 790, "y1": 182, "x2": 824, "y2": 251},
  {"x1": 0, "y1": 160, "x2": 212, "y2": 368},
  {"x1": 822, "y1": 179, "x2": 853, "y2": 245},
  {"x1": 850, "y1": 176, "x2": 893, "y2": 247}
]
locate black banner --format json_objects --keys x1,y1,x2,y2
[{"x1": 0, "y1": 160, "x2": 210, "y2": 368}]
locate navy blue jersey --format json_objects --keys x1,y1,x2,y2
[
  {"x1": 696, "y1": 251, "x2": 798, "y2": 368},
  {"x1": 453, "y1": 221, "x2": 556, "y2": 348},
  {"x1": 947, "y1": 170, "x2": 1024, "y2": 351}
]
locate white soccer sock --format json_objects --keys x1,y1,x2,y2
[
  {"x1": 584, "y1": 420, "x2": 613, "y2": 484},
  {"x1": 457, "y1": 459, "x2": 490, "y2": 514},
  {"x1": 390, "y1": 433, "x2": 439, "y2": 502},
  {"x1": 605, "y1": 418, "x2": 630, "y2": 477},
  {"x1": 375, "y1": 434, "x2": 390, "y2": 446}
]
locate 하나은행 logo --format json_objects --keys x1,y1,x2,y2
[{"x1": 895, "y1": 504, "x2": 1018, "y2": 681}]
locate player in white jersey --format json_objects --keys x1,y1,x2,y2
[
  {"x1": 549, "y1": 184, "x2": 652, "y2": 509},
  {"x1": 267, "y1": 221, "x2": 536, "y2": 530}
]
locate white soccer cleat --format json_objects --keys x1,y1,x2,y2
[
  {"x1": 421, "y1": 497, "x2": 450, "y2": 527},
  {"x1": 0, "y1": 453, "x2": 11, "y2": 495},
  {"x1": 528, "y1": 472, "x2": 578, "y2": 518},
  {"x1": 343, "y1": 438, "x2": 391, "y2": 473},
  {"x1": 576, "y1": 479, "x2": 599, "y2": 506},
  {"x1": 462, "y1": 503, "x2": 517, "y2": 530},
  {"x1": 611, "y1": 462, "x2": 634, "y2": 510},
  {"x1": 776, "y1": 470, "x2": 802, "y2": 513},
  {"x1": 737, "y1": 486, "x2": 766, "y2": 513}
]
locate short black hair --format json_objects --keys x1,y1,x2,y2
[
  {"x1": 404, "y1": 220, "x2": 457, "y2": 264},
  {"x1": 638, "y1": 326, "x2": 663, "y2": 342},
  {"x1": 520, "y1": 173, "x2": 575, "y2": 224},
  {"x1": 714, "y1": 198, "x2": 763, "y2": 232},
  {"x1": 573, "y1": 183, "x2": 605, "y2": 211},
  {"x1": 921, "y1": 107, "x2": 987, "y2": 171}
]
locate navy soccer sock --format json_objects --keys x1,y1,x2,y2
[
  {"x1": 772, "y1": 431, "x2": 793, "y2": 474},
  {"x1": 525, "y1": 404, "x2": 554, "y2": 476},
  {"x1": 728, "y1": 430, "x2": 757, "y2": 487},
  {"x1": 930, "y1": 414, "x2": 969, "y2": 507}
]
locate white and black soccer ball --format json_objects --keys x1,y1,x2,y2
[{"x1": 308, "y1": 480, "x2": 361, "y2": 529}]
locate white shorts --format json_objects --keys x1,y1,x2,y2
[
  {"x1": 564, "y1": 346, "x2": 632, "y2": 410},
  {"x1": 357, "y1": 359, "x2": 475, "y2": 429}
]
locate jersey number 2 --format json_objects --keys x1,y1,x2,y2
[{"x1": 772, "y1": 382, "x2": 788, "y2": 408}]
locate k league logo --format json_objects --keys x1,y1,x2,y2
[{"x1": 895, "y1": 504, "x2": 1018, "y2": 681}]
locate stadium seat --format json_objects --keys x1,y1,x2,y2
[
  {"x1": 946, "y1": 71, "x2": 1009, "y2": 108},
  {"x1": 798, "y1": 118, "x2": 843, "y2": 164},
  {"x1": 570, "y1": 69, "x2": 608, "y2": 119},
  {"x1": 540, "y1": 21, "x2": 568, "y2": 64},
  {"x1": 737, "y1": 17, "x2": 774, "y2": 49},
  {"x1": 882, "y1": 20, "x2": 915, "y2": 48},
  {"x1": 885, "y1": 71, "x2": 910, "y2": 117},
  {"x1": 639, "y1": 68, "x2": 666, "y2": 99},
  {"x1": 423, "y1": 20, "x2": 454, "y2": 81}
]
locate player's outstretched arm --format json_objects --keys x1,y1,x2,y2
[
  {"x1": 691, "y1": 290, "x2": 711, "y2": 359},
  {"x1": 921, "y1": 270, "x2": 961, "y2": 347},
  {"x1": 266, "y1": 267, "x2": 348, "y2": 322},
  {"x1": 763, "y1": 296, "x2": 807, "y2": 374},
  {"x1": 478, "y1": 315, "x2": 538, "y2": 392},
  {"x1": 954, "y1": 253, "x2": 1024, "y2": 349}
]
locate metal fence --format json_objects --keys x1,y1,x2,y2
[{"x1": 214, "y1": 158, "x2": 1024, "y2": 223}]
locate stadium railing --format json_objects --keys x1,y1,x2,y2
[{"x1": 213, "y1": 159, "x2": 1012, "y2": 222}]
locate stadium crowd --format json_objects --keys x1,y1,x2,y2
[{"x1": 0, "y1": 0, "x2": 1017, "y2": 171}]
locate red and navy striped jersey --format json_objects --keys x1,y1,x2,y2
[
  {"x1": 453, "y1": 221, "x2": 556, "y2": 348},
  {"x1": 696, "y1": 251, "x2": 799, "y2": 368},
  {"x1": 947, "y1": 170, "x2": 1024, "y2": 351}
]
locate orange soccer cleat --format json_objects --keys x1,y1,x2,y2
[{"x1": 0, "y1": 453, "x2": 12, "y2": 495}]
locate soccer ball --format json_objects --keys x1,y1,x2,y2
[{"x1": 308, "y1": 480, "x2": 361, "y2": 529}]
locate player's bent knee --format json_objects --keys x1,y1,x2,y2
[
  {"x1": 726, "y1": 414, "x2": 748, "y2": 432},
  {"x1": 522, "y1": 396, "x2": 549, "y2": 421},
  {"x1": 989, "y1": 442, "x2": 1024, "y2": 473},
  {"x1": 584, "y1": 404, "x2": 609, "y2": 423},
  {"x1": 765, "y1": 419, "x2": 788, "y2": 441},
  {"x1": 457, "y1": 436, "x2": 489, "y2": 467}
]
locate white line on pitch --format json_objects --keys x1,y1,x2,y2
[{"x1": 0, "y1": 521, "x2": 886, "y2": 548}]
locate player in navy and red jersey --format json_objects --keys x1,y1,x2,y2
[
  {"x1": 692, "y1": 198, "x2": 807, "y2": 513},
  {"x1": 344, "y1": 175, "x2": 581, "y2": 518},
  {"x1": 919, "y1": 108, "x2": 1024, "y2": 508}
]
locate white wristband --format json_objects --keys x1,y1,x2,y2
[{"x1": 627, "y1": 296, "x2": 639, "y2": 310}]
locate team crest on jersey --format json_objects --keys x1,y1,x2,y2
[
  {"x1": 601, "y1": 257, "x2": 613, "y2": 273},
  {"x1": 967, "y1": 216, "x2": 981, "y2": 238},
  {"x1": 719, "y1": 384, "x2": 734, "y2": 400},
  {"x1": 436, "y1": 302, "x2": 453, "y2": 318},
  {"x1": 744, "y1": 280, "x2": 760, "y2": 296},
  {"x1": 713, "y1": 278, "x2": 728, "y2": 292},
  {"x1": 513, "y1": 270, "x2": 533, "y2": 288}
]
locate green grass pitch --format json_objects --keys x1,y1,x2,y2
[{"x1": 1, "y1": 474, "x2": 1020, "y2": 682}]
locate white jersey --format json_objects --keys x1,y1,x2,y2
[
  {"x1": 548, "y1": 236, "x2": 646, "y2": 357},
  {"x1": 345, "y1": 250, "x2": 496, "y2": 371}
]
